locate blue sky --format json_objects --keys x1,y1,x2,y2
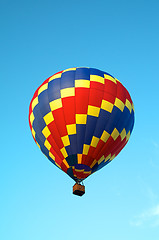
[{"x1": 1, "y1": 0, "x2": 159, "y2": 239}]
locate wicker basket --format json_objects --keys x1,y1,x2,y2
[{"x1": 73, "y1": 183, "x2": 85, "y2": 196}]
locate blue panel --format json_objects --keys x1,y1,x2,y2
[
  {"x1": 97, "y1": 160, "x2": 110, "y2": 171},
  {"x1": 125, "y1": 110, "x2": 134, "y2": 134},
  {"x1": 90, "y1": 68, "x2": 105, "y2": 78},
  {"x1": 48, "y1": 90, "x2": 61, "y2": 102},
  {"x1": 76, "y1": 124, "x2": 86, "y2": 153},
  {"x1": 48, "y1": 78, "x2": 61, "y2": 92},
  {"x1": 34, "y1": 133, "x2": 45, "y2": 153},
  {"x1": 33, "y1": 104, "x2": 46, "y2": 131},
  {"x1": 91, "y1": 162, "x2": 98, "y2": 173},
  {"x1": 65, "y1": 145, "x2": 72, "y2": 156},
  {"x1": 34, "y1": 129, "x2": 46, "y2": 145},
  {"x1": 115, "y1": 107, "x2": 130, "y2": 133},
  {"x1": 92, "y1": 160, "x2": 110, "y2": 173},
  {"x1": 69, "y1": 134, "x2": 78, "y2": 155},
  {"x1": 67, "y1": 167, "x2": 76, "y2": 181},
  {"x1": 130, "y1": 111, "x2": 135, "y2": 133},
  {"x1": 105, "y1": 106, "x2": 122, "y2": 134},
  {"x1": 75, "y1": 164, "x2": 91, "y2": 171},
  {"x1": 93, "y1": 109, "x2": 111, "y2": 138},
  {"x1": 40, "y1": 144, "x2": 49, "y2": 158},
  {"x1": 38, "y1": 89, "x2": 51, "y2": 116},
  {"x1": 129, "y1": 119, "x2": 134, "y2": 134},
  {"x1": 48, "y1": 78, "x2": 61, "y2": 101},
  {"x1": 66, "y1": 154, "x2": 78, "y2": 166},
  {"x1": 75, "y1": 68, "x2": 90, "y2": 80},
  {"x1": 84, "y1": 115, "x2": 98, "y2": 145},
  {"x1": 60, "y1": 71, "x2": 75, "y2": 89},
  {"x1": 47, "y1": 155, "x2": 57, "y2": 166}
]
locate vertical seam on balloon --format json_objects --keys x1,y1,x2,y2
[
  {"x1": 115, "y1": 89, "x2": 134, "y2": 136},
  {"x1": 95, "y1": 81, "x2": 132, "y2": 167},
  {"x1": 37, "y1": 80, "x2": 54, "y2": 156},
  {"x1": 32, "y1": 91, "x2": 46, "y2": 144},
  {"x1": 102, "y1": 91, "x2": 134, "y2": 158},
  {"x1": 56, "y1": 70, "x2": 70, "y2": 159},
  {"x1": 47, "y1": 73, "x2": 67, "y2": 163},
  {"x1": 60, "y1": 70, "x2": 73, "y2": 156},
  {"x1": 85, "y1": 83, "x2": 106, "y2": 163},
  {"x1": 46, "y1": 110, "x2": 66, "y2": 164},
  {"x1": 44, "y1": 80, "x2": 60, "y2": 162},
  {"x1": 94, "y1": 77, "x2": 118, "y2": 165},
  {"x1": 75, "y1": 68, "x2": 89, "y2": 157},
  {"x1": 29, "y1": 90, "x2": 40, "y2": 141},
  {"x1": 30, "y1": 107, "x2": 43, "y2": 148},
  {"x1": 81, "y1": 68, "x2": 91, "y2": 165},
  {"x1": 33, "y1": 79, "x2": 55, "y2": 160},
  {"x1": 73, "y1": 68, "x2": 78, "y2": 155},
  {"x1": 129, "y1": 112, "x2": 135, "y2": 133},
  {"x1": 121, "y1": 109, "x2": 134, "y2": 137}
]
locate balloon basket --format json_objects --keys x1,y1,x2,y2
[{"x1": 73, "y1": 183, "x2": 85, "y2": 196}]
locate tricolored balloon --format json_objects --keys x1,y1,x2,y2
[{"x1": 29, "y1": 67, "x2": 134, "y2": 194}]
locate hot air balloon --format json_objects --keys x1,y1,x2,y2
[{"x1": 29, "y1": 67, "x2": 134, "y2": 196}]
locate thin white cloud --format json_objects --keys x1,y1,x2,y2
[{"x1": 130, "y1": 204, "x2": 159, "y2": 227}]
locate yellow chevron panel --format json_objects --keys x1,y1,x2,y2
[
  {"x1": 82, "y1": 144, "x2": 90, "y2": 155},
  {"x1": 87, "y1": 105, "x2": 100, "y2": 117},
  {"x1": 61, "y1": 87, "x2": 75, "y2": 98},
  {"x1": 50, "y1": 98, "x2": 62, "y2": 111},
  {"x1": 104, "y1": 154, "x2": 111, "y2": 162},
  {"x1": 90, "y1": 75, "x2": 105, "y2": 84},
  {"x1": 76, "y1": 114, "x2": 87, "y2": 124},
  {"x1": 75, "y1": 79, "x2": 90, "y2": 88},
  {"x1": 42, "y1": 126, "x2": 51, "y2": 138},
  {"x1": 114, "y1": 98, "x2": 125, "y2": 112},
  {"x1": 66, "y1": 124, "x2": 76, "y2": 135},
  {"x1": 30, "y1": 112, "x2": 35, "y2": 125},
  {"x1": 62, "y1": 68, "x2": 76, "y2": 72},
  {"x1": 111, "y1": 128, "x2": 120, "y2": 141},
  {"x1": 91, "y1": 136, "x2": 99, "y2": 147},
  {"x1": 61, "y1": 135, "x2": 70, "y2": 147},
  {"x1": 90, "y1": 159, "x2": 97, "y2": 168},
  {"x1": 60, "y1": 147, "x2": 68, "y2": 158},
  {"x1": 110, "y1": 154, "x2": 115, "y2": 161},
  {"x1": 104, "y1": 74, "x2": 117, "y2": 84},
  {"x1": 43, "y1": 112, "x2": 54, "y2": 125},
  {"x1": 32, "y1": 97, "x2": 38, "y2": 110},
  {"x1": 120, "y1": 128, "x2": 126, "y2": 141},
  {"x1": 101, "y1": 99, "x2": 113, "y2": 113},
  {"x1": 49, "y1": 73, "x2": 62, "y2": 82},
  {"x1": 44, "y1": 139, "x2": 51, "y2": 150},
  {"x1": 101, "y1": 131, "x2": 110, "y2": 143},
  {"x1": 32, "y1": 128, "x2": 35, "y2": 138},
  {"x1": 38, "y1": 83, "x2": 48, "y2": 95},
  {"x1": 125, "y1": 99, "x2": 132, "y2": 113},
  {"x1": 126, "y1": 131, "x2": 131, "y2": 141},
  {"x1": 98, "y1": 155, "x2": 105, "y2": 165},
  {"x1": 49, "y1": 152, "x2": 55, "y2": 161}
]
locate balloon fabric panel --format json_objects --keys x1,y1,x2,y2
[{"x1": 29, "y1": 67, "x2": 134, "y2": 182}]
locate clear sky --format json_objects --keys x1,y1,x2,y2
[{"x1": 1, "y1": 0, "x2": 159, "y2": 239}]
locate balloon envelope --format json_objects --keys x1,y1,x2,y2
[{"x1": 29, "y1": 67, "x2": 134, "y2": 182}]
